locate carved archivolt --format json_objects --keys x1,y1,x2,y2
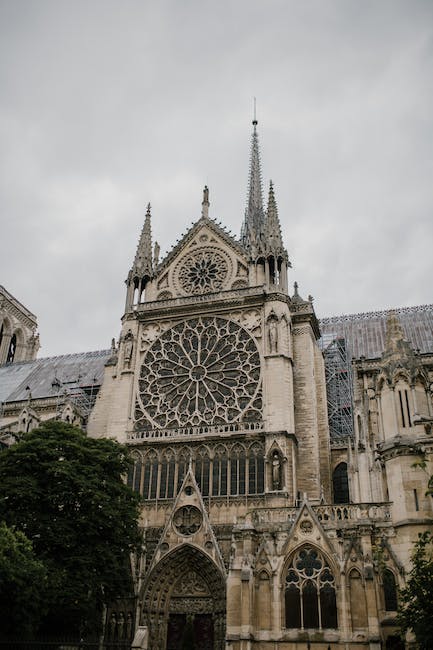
[{"x1": 135, "y1": 316, "x2": 261, "y2": 429}]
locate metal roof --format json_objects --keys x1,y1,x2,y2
[
  {"x1": 0, "y1": 349, "x2": 111, "y2": 404},
  {"x1": 320, "y1": 304, "x2": 433, "y2": 360}
]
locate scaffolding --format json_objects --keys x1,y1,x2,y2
[
  {"x1": 321, "y1": 334, "x2": 354, "y2": 439},
  {"x1": 54, "y1": 374, "x2": 99, "y2": 426}
]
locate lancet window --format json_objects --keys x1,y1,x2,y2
[
  {"x1": 127, "y1": 442, "x2": 265, "y2": 500},
  {"x1": 285, "y1": 546, "x2": 338, "y2": 630},
  {"x1": 333, "y1": 462, "x2": 349, "y2": 504},
  {"x1": 7, "y1": 333, "x2": 17, "y2": 363},
  {"x1": 383, "y1": 569, "x2": 398, "y2": 611}
]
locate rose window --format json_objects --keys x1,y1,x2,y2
[
  {"x1": 176, "y1": 249, "x2": 229, "y2": 294},
  {"x1": 135, "y1": 317, "x2": 261, "y2": 428}
]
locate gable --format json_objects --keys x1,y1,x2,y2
[{"x1": 154, "y1": 220, "x2": 249, "y2": 300}]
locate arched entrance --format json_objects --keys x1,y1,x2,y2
[{"x1": 141, "y1": 544, "x2": 226, "y2": 650}]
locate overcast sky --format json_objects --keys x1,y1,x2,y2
[{"x1": 1, "y1": 0, "x2": 432, "y2": 357}]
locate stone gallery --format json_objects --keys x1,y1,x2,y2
[{"x1": 1, "y1": 122, "x2": 432, "y2": 650}]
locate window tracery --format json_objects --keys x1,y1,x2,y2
[
  {"x1": 175, "y1": 248, "x2": 230, "y2": 295},
  {"x1": 128, "y1": 441, "x2": 265, "y2": 500},
  {"x1": 135, "y1": 317, "x2": 261, "y2": 430},
  {"x1": 285, "y1": 546, "x2": 337, "y2": 630}
]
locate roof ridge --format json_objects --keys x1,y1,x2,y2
[{"x1": 320, "y1": 304, "x2": 433, "y2": 325}]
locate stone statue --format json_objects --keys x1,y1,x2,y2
[
  {"x1": 123, "y1": 331, "x2": 134, "y2": 368},
  {"x1": 126, "y1": 611, "x2": 133, "y2": 639},
  {"x1": 117, "y1": 611, "x2": 125, "y2": 638},
  {"x1": 108, "y1": 612, "x2": 117, "y2": 639},
  {"x1": 272, "y1": 450, "x2": 282, "y2": 490},
  {"x1": 268, "y1": 316, "x2": 278, "y2": 353}
]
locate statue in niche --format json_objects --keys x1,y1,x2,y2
[
  {"x1": 126, "y1": 612, "x2": 133, "y2": 639},
  {"x1": 117, "y1": 611, "x2": 125, "y2": 638},
  {"x1": 123, "y1": 330, "x2": 134, "y2": 369},
  {"x1": 268, "y1": 315, "x2": 279, "y2": 353},
  {"x1": 272, "y1": 450, "x2": 282, "y2": 490},
  {"x1": 108, "y1": 612, "x2": 117, "y2": 639}
]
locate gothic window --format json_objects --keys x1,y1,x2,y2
[
  {"x1": 7, "y1": 333, "x2": 16, "y2": 363},
  {"x1": 127, "y1": 453, "x2": 143, "y2": 493},
  {"x1": 230, "y1": 444, "x2": 246, "y2": 495},
  {"x1": 135, "y1": 317, "x2": 261, "y2": 429},
  {"x1": 383, "y1": 569, "x2": 398, "y2": 611},
  {"x1": 333, "y1": 463, "x2": 349, "y2": 504},
  {"x1": 284, "y1": 547, "x2": 337, "y2": 630},
  {"x1": 132, "y1": 441, "x2": 265, "y2": 501},
  {"x1": 397, "y1": 384, "x2": 412, "y2": 428},
  {"x1": 212, "y1": 446, "x2": 228, "y2": 496},
  {"x1": 175, "y1": 248, "x2": 230, "y2": 295},
  {"x1": 159, "y1": 450, "x2": 176, "y2": 499},
  {"x1": 177, "y1": 449, "x2": 189, "y2": 493},
  {"x1": 195, "y1": 447, "x2": 210, "y2": 497},
  {"x1": 142, "y1": 451, "x2": 158, "y2": 500},
  {"x1": 248, "y1": 444, "x2": 264, "y2": 494}
]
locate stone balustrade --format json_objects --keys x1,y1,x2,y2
[
  {"x1": 250, "y1": 502, "x2": 392, "y2": 527},
  {"x1": 127, "y1": 420, "x2": 264, "y2": 441}
]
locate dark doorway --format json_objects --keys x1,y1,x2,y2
[{"x1": 167, "y1": 613, "x2": 213, "y2": 650}]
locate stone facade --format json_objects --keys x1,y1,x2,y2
[
  {"x1": 1, "y1": 124, "x2": 432, "y2": 649},
  {"x1": 0, "y1": 285, "x2": 39, "y2": 365},
  {"x1": 86, "y1": 124, "x2": 433, "y2": 649}
]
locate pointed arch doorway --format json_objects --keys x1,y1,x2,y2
[{"x1": 141, "y1": 544, "x2": 226, "y2": 650}]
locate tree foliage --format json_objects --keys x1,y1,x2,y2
[
  {"x1": 0, "y1": 421, "x2": 141, "y2": 637},
  {"x1": 397, "y1": 531, "x2": 433, "y2": 649},
  {"x1": 0, "y1": 522, "x2": 48, "y2": 636}
]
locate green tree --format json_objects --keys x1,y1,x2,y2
[
  {"x1": 0, "y1": 421, "x2": 141, "y2": 637},
  {"x1": 397, "y1": 531, "x2": 433, "y2": 649},
  {"x1": 0, "y1": 522, "x2": 48, "y2": 637}
]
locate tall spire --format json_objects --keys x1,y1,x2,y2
[
  {"x1": 265, "y1": 180, "x2": 284, "y2": 254},
  {"x1": 241, "y1": 116, "x2": 265, "y2": 249},
  {"x1": 133, "y1": 203, "x2": 153, "y2": 276}
]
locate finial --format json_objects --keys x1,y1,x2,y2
[
  {"x1": 294, "y1": 281, "x2": 299, "y2": 296},
  {"x1": 252, "y1": 97, "x2": 258, "y2": 127},
  {"x1": 146, "y1": 202, "x2": 151, "y2": 215},
  {"x1": 201, "y1": 185, "x2": 210, "y2": 219}
]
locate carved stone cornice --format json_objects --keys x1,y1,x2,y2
[{"x1": 123, "y1": 286, "x2": 291, "y2": 324}]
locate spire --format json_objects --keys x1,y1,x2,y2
[
  {"x1": 264, "y1": 180, "x2": 284, "y2": 254},
  {"x1": 241, "y1": 117, "x2": 265, "y2": 249},
  {"x1": 133, "y1": 203, "x2": 153, "y2": 276}
]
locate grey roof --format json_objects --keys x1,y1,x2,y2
[
  {"x1": 0, "y1": 349, "x2": 111, "y2": 404},
  {"x1": 320, "y1": 305, "x2": 433, "y2": 360}
]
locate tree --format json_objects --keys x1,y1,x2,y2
[
  {"x1": 0, "y1": 522, "x2": 48, "y2": 637},
  {"x1": 0, "y1": 421, "x2": 141, "y2": 637},
  {"x1": 397, "y1": 531, "x2": 433, "y2": 649}
]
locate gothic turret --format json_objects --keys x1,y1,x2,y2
[{"x1": 125, "y1": 204, "x2": 158, "y2": 310}]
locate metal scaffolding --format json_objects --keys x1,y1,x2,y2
[{"x1": 321, "y1": 334, "x2": 354, "y2": 439}]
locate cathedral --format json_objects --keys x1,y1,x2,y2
[{"x1": 1, "y1": 122, "x2": 432, "y2": 650}]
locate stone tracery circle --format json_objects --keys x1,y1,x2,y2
[
  {"x1": 137, "y1": 317, "x2": 261, "y2": 428},
  {"x1": 175, "y1": 248, "x2": 230, "y2": 295}
]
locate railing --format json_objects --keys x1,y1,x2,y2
[
  {"x1": 127, "y1": 420, "x2": 264, "y2": 441},
  {"x1": 250, "y1": 502, "x2": 392, "y2": 526},
  {"x1": 134, "y1": 285, "x2": 268, "y2": 312},
  {"x1": 314, "y1": 502, "x2": 392, "y2": 522}
]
